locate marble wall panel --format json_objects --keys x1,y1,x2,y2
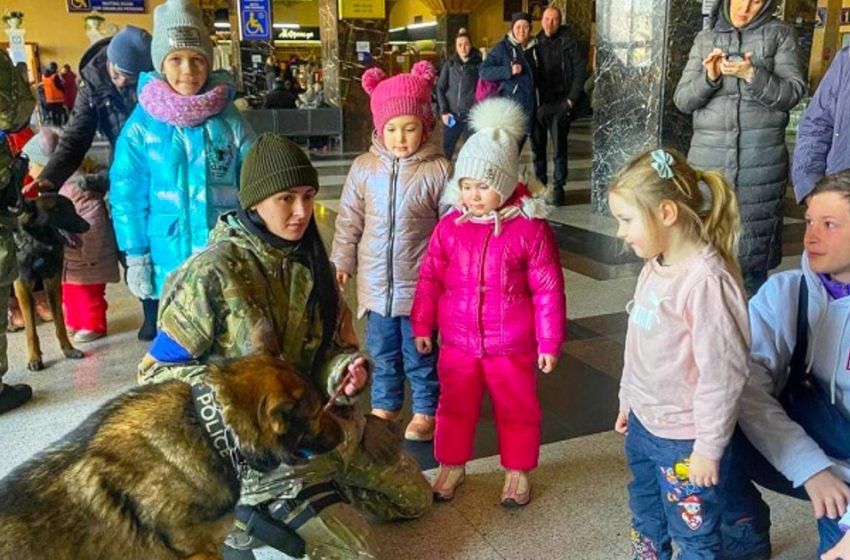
[{"x1": 590, "y1": 0, "x2": 701, "y2": 214}]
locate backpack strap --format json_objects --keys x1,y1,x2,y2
[{"x1": 789, "y1": 276, "x2": 809, "y2": 376}]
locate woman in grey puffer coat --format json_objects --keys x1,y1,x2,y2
[{"x1": 674, "y1": 0, "x2": 804, "y2": 294}]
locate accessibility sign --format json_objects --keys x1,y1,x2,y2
[{"x1": 238, "y1": 0, "x2": 272, "y2": 41}]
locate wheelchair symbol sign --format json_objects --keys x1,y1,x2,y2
[
  {"x1": 67, "y1": 0, "x2": 93, "y2": 12},
  {"x1": 239, "y1": 0, "x2": 271, "y2": 40}
]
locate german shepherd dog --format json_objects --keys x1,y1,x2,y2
[
  {"x1": 0, "y1": 355, "x2": 344, "y2": 560},
  {"x1": 13, "y1": 193, "x2": 90, "y2": 370}
]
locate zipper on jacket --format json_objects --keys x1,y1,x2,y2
[
  {"x1": 457, "y1": 64, "x2": 463, "y2": 113},
  {"x1": 734, "y1": 30, "x2": 743, "y2": 182},
  {"x1": 476, "y1": 229, "x2": 493, "y2": 355},
  {"x1": 385, "y1": 158, "x2": 399, "y2": 317}
]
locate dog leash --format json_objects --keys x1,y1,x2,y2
[{"x1": 324, "y1": 370, "x2": 355, "y2": 412}]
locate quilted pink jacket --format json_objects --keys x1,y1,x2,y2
[{"x1": 410, "y1": 187, "x2": 567, "y2": 357}]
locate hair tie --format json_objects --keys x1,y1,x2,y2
[{"x1": 650, "y1": 149, "x2": 674, "y2": 180}]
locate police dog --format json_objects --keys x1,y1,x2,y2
[
  {"x1": 14, "y1": 193, "x2": 90, "y2": 371},
  {"x1": 0, "y1": 355, "x2": 344, "y2": 560}
]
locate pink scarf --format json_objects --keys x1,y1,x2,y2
[{"x1": 139, "y1": 78, "x2": 231, "y2": 127}]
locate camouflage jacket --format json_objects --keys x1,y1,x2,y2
[
  {"x1": 139, "y1": 212, "x2": 362, "y2": 396},
  {"x1": 0, "y1": 52, "x2": 35, "y2": 286},
  {"x1": 138, "y1": 212, "x2": 368, "y2": 502}
]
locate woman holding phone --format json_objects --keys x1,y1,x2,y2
[{"x1": 674, "y1": 0, "x2": 805, "y2": 295}]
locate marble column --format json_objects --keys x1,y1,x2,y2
[
  {"x1": 319, "y1": 0, "x2": 388, "y2": 152},
  {"x1": 590, "y1": 0, "x2": 702, "y2": 214}
]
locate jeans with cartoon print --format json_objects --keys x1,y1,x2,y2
[{"x1": 626, "y1": 413, "x2": 732, "y2": 560}]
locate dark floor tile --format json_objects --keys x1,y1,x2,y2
[
  {"x1": 563, "y1": 338, "x2": 625, "y2": 380},
  {"x1": 404, "y1": 440, "x2": 437, "y2": 470},
  {"x1": 572, "y1": 312, "x2": 629, "y2": 336},
  {"x1": 553, "y1": 355, "x2": 621, "y2": 435},
  {"x1": 550, "y1": 223, "x2": 641, "y2": 266},
  {"x1": 560, "y1": 249, "x2": 644, "y2": 281},
  {"x1": 567, "y1": 320, "x2": 602, "y2": 341}
]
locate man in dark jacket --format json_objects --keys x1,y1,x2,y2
[
  {"x1": 532, "y1": 6, "x2": 587, "y2": 206},
  {"x1": 26, "y1": 25, "x2": 152, "y2": 195},
  {"x1": 436, "y1": 28, "x2": 482, "y2": 157}
]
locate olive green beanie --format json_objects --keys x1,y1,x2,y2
[{"x1": 239, "y1": 133, "x2": 320, "y2": 209}]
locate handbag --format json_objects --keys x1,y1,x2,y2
[{"x1": 778, "y1": 276, "x2": 850, "y2": 460}]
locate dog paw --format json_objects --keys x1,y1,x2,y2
[
  {"x1": 64, "y1": 348, "x2": 84, "y2": 360},
  {"x1": 27, "y1": 359, "x2": 44, "y2": 371}
]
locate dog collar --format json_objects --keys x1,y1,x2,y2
[{"x1": 191, "y1": 383, "x2": 249, "y2": 477}]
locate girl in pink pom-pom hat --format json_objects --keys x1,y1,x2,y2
[{"x1": 331, "y1": 61, "x2": 450, "y2": 442}]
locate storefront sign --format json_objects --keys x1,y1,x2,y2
[
  {"x1": 239, "y1": 0, "x2": 272, "y2": 41},
  {"x1": 277, "y1": 27, "x2": 320, "y2": 41},
  {"x1": 338, "y1": 0, "x2": 385, "y2": 20},
  {"x1": 67, "y1": 0, "x2": 145, "y2": 13},
  {"x1": 92, "y1": 0, "x2": 145, "y2": 13}
]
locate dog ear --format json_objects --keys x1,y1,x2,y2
[{"x1": 259, "y1": 393, "x2": 294, "y2": 436}]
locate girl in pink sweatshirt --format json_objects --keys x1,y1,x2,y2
[
  {"x1": 410, "y1": 97, "x2": 566, "y2": 507},
  {"x1": 609, "y1": 148, "x2": 751, "y2": 558}
]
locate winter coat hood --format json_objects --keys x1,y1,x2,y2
[{"x1": 713, "y1": 0, "x2": 777, "y2": 32}]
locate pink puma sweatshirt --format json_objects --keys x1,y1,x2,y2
[{"x1": 619, "y1": 245, "x2": 751, "y2": 460}]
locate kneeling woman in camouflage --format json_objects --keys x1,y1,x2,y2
[{"x1": 138, "y1": 133, "x2": 432, "y2": 559}]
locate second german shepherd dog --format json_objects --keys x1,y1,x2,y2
[
  {"x1": 14, "y1": 193, "x2": 90, "y2": 370},
  {"x1": 0, "y1": 355, "x2": 344, "y2": 560}
]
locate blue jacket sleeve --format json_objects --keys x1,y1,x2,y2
[
  {"x1": 109, "y1": 110, "x2": 151, "y2": 257},
  {"x1": 479, "y1": 41, "x2": 513, "y2": 83},
  {"x1": 792, "y1": 49, "x2": 847, "y2": 202}
]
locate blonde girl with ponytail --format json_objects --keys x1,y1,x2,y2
[{"x1": 609, "y1": 148, "x2": 752, "y2": 558}]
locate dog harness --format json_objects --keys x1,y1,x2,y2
[{"x1": 191, "y1": 382, "x2": 348, "y2": 558}]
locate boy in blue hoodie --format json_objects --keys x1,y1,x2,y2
[{"x1": 721, "y1": 170, "x2": 850, "y2": 559}]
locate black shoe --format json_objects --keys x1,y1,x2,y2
[
  {"x1": 138, "y1": 298, "x2": 158, "y2": 342},
  {"x1": 0, "y1": 383, "x2": 33, "y2": 414}
]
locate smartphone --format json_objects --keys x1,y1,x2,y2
[{"x1": 725, "y1": 52, "x2": 744, "y2": 62}]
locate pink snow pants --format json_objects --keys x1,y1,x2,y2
[{"x1": 434, "y1": 345, "x2": 542, "y2": 471}]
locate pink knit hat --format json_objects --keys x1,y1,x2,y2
[{"x1": 361, "y1": 61, "x2": 436, "y2": 136}]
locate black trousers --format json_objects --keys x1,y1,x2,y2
[{"x1": 531, "y1": 100, "x2": 572, "y2": 190}]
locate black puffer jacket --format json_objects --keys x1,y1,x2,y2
[
  {"x1": 39, "y1": 38, "x2": 139, "y2": 189},
  {"x1": 436, "y1": 50, "x2": 482, "y2": 117},
  {"x1": 534, "y1": 25, "x2": 587, "y2": 105},
  {"x1": 673, "y1": 0, "x2": 804, "y2": 275}
]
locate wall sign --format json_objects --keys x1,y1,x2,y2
[
  {"x1": 239, "y1": 0, "x2": 272, "y2": 41},
  {"x1": 338, "y1": 0, "x2": 385, "y2": 20}
]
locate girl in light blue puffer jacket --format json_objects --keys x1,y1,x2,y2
[{"x1": 110, "y1": 0, "x2": 255, "y2": 339}]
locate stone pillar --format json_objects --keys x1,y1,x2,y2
[
  {"x1": 318, "y1": 0, "x2": 388, "y2": 152},
  {"x1": 437, "y1": 13, "x2": 470, "y2": 61},
  {"x1": 590, "y1": 0, "x2": 702, "y2": 214}
]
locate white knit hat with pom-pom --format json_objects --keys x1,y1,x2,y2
[{"x1": 450, "y1": 97, "x2": 526, "y2": 201}]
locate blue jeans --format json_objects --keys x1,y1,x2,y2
[
  {"x1": 723, "y1": 427, "x2": 848, "y2": 555},
  {"x1": 625, "y1": 414, "x2": 732, "y2": 559},
  {"x1": 365, "y1": 312, "x2": 438, "y2": 415},
  {"x1": 441, "y1": 114, "x2": 469, "y2": 159}
]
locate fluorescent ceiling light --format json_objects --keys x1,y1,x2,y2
[
  {"x1": 213, "y1": 22, "x2": 230, "y2": 29},
  {"x1": 407, "y1": 21, "x2": 437, "y2": 29},
  {"x1": 389, "y1": 26, "x2": 405, "y2": 32},
  {"x1": 273, "y1": 23, "x2": 300, "y2": 29}
]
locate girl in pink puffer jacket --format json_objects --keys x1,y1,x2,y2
[{"x1": 410, "y1": 98, "x2": 566, "y2": 507}]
